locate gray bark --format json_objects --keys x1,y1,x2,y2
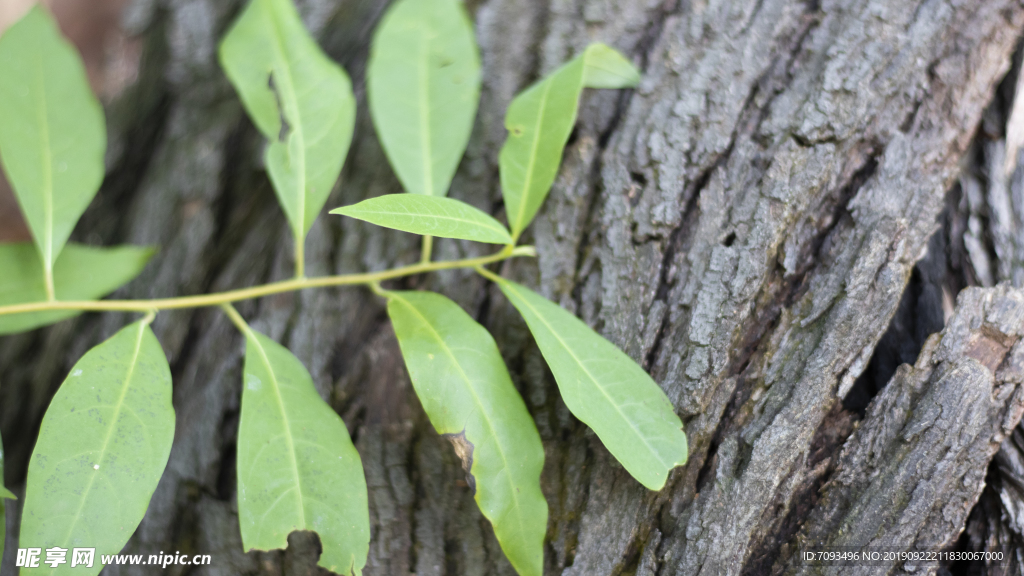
[
  {"x1": 3, "y1": 0, "x2": 1024, "y2": 575},
  {"x1": 788, "y1": 284, "x2": 1024, "y2": 576}
]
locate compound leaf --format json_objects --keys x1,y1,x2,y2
[
  {"x1": 387, "y1": 291, "x2": 546, "y2": 576},
  {"x1": 496, "y1": 279, "x2": 687, "y2": 490},
  {"x1": 0, "y1": 243, "x2": 154, "y2": 335},
  {"x1": 331, "y1": 195, "x2": 512, "y2": 244},
  {"x1": 500, "y1": 43, "x2": 638, "y2": 239},
  {"x1": 19, "y1": 319, "x2": 174, "y2": 576},
  {"x1": 237, "y1": 327, "x2": 369, "y2": 575},
  {"x1": 220, "y1": 0, "x2": 356, "y2": 239},
  {"x1": 368, "y1": 0, "x2": 481, "y2": 197},
  {"x1": 0, "y1": 5, "x2": 107, "y2": 290}
]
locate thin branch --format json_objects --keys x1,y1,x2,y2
[{"x1": 0, "y1": 245, "x2": 534, "y2": 317}]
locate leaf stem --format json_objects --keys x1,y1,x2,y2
[
  {"x1": 140, "y1": 310, "x2": 158, "y2": 326},
  {"x1": 367, "y1": 281, "x2": 389, "y2": 298},
  {"x1": 294, "y1": 236, "x2": 305, "y2": 279},
  {"x1": 219, "y1": 303, "x2": 249, "y2": 334},
  {"x1": 43, "y1": 264, "x2": 56, "y2": 302},
  {"x1": 473, "y1": 265, "x2": 504, "y2": 284},
  {"x1": 0, "y1": 246, "x2": 533, "y2": 317},
  {"x1": 420, "y1": 235, "x2": 433, "y2": 264}
]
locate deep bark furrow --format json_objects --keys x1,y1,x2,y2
[
  {"x1": 786, "y1": 285, "x2": 1024, "y2": 576},
  {"x1": 551, "y1": 1, "x2": 1024, "y2": 574}
]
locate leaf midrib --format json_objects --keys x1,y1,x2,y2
[
  {"x1": 342, "y1": 205, "x2": 510, "y2": 241},
  {"x1": 34, "y1": 49, "x2": 54, "y2": 272},
  {"x1": 392, "y1": 294, "x2": 531, "y2": 547},
  {"x1": 504, "y1": 283, "x2": 674, "y2": 473},
  {"x1": 247, "y1": 331, "x2": 308, "y2": 530},
  {"x1": 511, "y1": 79, "x2": 553, "y2": 236},
  {"x1": 58, "y1": 321, "x2": 148, "y2": 555},
  {"x1": 417, "y1": 32, "x2": 434, "y2": 196}
]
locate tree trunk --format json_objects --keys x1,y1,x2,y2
[{"x1": 4, "y1": 0, "x2": 1024, "y2": 574}]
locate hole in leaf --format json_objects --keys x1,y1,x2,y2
[{"x1": 267, "y1": 72, "x2": 291, "y2": 142}]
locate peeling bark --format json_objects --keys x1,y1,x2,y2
[{"x1": 786, "y1": 285, "x2": 1024, "y2": 576}]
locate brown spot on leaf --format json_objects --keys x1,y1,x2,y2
[{"x1": 442, "y1": 429, "x2": 476, "y2": 494}]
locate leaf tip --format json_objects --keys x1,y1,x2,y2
[
  {"x1": 582, "y1": 43, "x2": 641, "y2": 89},
  {"x1": 139, "y1": 245, "x2": 159, "y2": 261}
]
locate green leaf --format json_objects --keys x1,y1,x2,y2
[
  {"x1": 581, "y1": 43, "x2": 642, "y2": 88},
  {"x1": 0, "y1": 429, "x2": 12, "y2": 501},
  {"x1": 219, "y1": 0, "x2": 356, "y2": 240},
  {"x1": 0, "y1": 242, "x2": 154, "y2": 335},
  {"x1": 0, "y1": 5, "x2": 107, "y2": 292},
  {"x1": 19, "y1": 319, "x2": 174, "y2": 576},
  {"x1": 367, "y1": 0, "x2": 481, "y2": 197},
  {"x1": 387, "y1": 291, "x2": 546, "y2": 576},
  {"x1": 500, "y1": 43, "x2": 639, "y2": 238},
  {"x1": 237, "y1": 327, "x2": 369, "y2": 574},
  {"x1": 496, "y1": 279, "x2": 686, "y2": 490},
  {"x1": 331, "y1": 195, "x2": 512, "y2": 244},
  {"x1": 0, "y1": 428, "x2": 13, "y2": 567}
]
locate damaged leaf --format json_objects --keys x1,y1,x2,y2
[
  {"x1": 496, "y1": 279, "x2": 687, "y2": 490},
  {"x1": 236, "y1": 325, "x2": 370, "y2": 575},
  {"x1": 443, "y1": 430, "x2": 477, "y2": 490},
  {"x1": 219, "y1": 0, "x2": 356, "y2": 241},
  {"x1": 387, "y1": 290, "x2": 547, "y2": 576}
]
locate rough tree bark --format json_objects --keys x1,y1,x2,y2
[{"x1": 4, "y1": 0, "x2": 1024, "y2": 575}]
